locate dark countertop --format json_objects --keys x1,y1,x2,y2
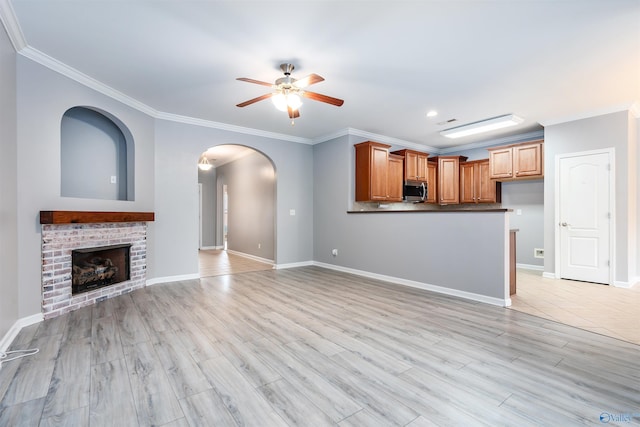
[{"x1": 347, "y1": 208, "x2": 511, "y2": 214}]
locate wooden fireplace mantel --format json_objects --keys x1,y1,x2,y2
[{"x1": 40, "y1": 211, "x2": 155, "y2": 224}]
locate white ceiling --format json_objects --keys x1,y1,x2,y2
[{"x1": 3, "y1": 0, "x2": 640, "y2": 152}]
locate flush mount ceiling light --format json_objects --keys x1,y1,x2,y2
[
  {"x1": 440, "y1": 114, "x2": 524, "y2": 139},
  {"x1": 198, "y1": 156, "x2": 213, "y2": 171}
]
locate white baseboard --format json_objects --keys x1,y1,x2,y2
[
  {"x1": 146, "y1": 273, "x2": 200, "y2": 286},
  {"x1": 613, "y1": 277, "x2": 639, "y2": 288},
  {"x1": 516, "y1": 263, "x2": 544, "y2": 271},
  {"x1": 542, "y1": 272, "x2": 557, "y2": 279},
  {"x1": 0, "y1": 313, "x2": 44, "y2": 367},
  {"x1": 274, "y1": 261, "x2": 314, "y2": 270},
  {"x1": 313, "y1": 262, "x2": 509, "y2": 307},
  {"x1": 199, "y1": 246, "x2": 218, "y2": 250},
  {"x1": 226, "y1": 250, "x2": 274, "y2": 265}
]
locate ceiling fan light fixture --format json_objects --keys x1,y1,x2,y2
[
  {"x1": 440, "y1": 114, "x2": 524, "y2": 139},
  {"x1": 272, "y1": 92, "x2": 302, "y2": 112},
  {"x1": 198, "y1": 156, "x2": 213, "y2": 171}
]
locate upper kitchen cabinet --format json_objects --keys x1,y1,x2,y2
[
  {"x1": 390, "y1": 149, "x2": 430, "y2": 182},
  {"x1": 387, "y1": 154, "x2": 404, "y2": 202},
  {"x1": 426, "y1": 161, "x2": 437, "y2": 203},
  {"x1": 429, "y1": 155, "x2": 468, "y2": 205},
  {"x1": 460, "y1": 159, "x2": 501, "y2": 204},
  {"x1": 488, "y1": 140, "x2": 544, "y2": 181},
  {"x1": 355, "y1": 141, "x2": 403, "y2": 202}
]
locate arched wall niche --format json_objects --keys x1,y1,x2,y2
[{"x1": 60, "y1": 106, "x2": 135, "y2": 201}]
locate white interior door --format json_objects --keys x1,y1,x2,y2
[{"x1": 558, "y1": 150, "x2": 612, "y2": 284}]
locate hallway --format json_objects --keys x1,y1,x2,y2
[{"x1": 199, "y1": 249, "x2": 273, "y2": 278}]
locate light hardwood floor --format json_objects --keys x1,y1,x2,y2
[
  {"x1": 1, "y1": 266, "x2": 638, "y2": 426},
  {"x1": 510, "y1": 269, "x2": 640, "y2": 345}
]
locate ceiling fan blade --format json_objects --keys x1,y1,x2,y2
[
  {"x1": 301, "y1": 91, "x2": 344, "y2": 107},
  {"x1": 236, "y1": 93, "x2": 274, "y2": 108},
  {"x1": 288, "y1": 106, "x2": 300, "y2": 119},
  {"x1": 236, "y1": 77, "x2": 274, "y2": 87},
  {"x1": 293, "y1": 73, "x2": 324, "y2": 88}
]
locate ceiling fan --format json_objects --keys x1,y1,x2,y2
[{"x1": 236, "y1": 63, "x2": 344, "y2": 122}]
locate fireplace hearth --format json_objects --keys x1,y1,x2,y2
[{"x1": 72, "y1": 244, "x2": 131, "y2": 294}]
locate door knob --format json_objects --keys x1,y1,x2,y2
[{"x1": 561, "y1": 222, "x2": 570, "y2": 227}]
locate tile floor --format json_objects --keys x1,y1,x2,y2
[{"x1": 510, "y1": 269, "x2": 640, "y2": 345}]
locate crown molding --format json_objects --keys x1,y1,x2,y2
[
  {"x1": 0, "y1": 0, "x2": 26, "y2": 51},
  {"x1": 19, "y1": 46, "x2": 159, "y2": 116},
  {"x1": 156, "y1": 112, "x2": 312, "y2": 144},
  {"x1": 313, "y1": 128, "x2": 440, "y2": 152},
  {"x1": 539, "y1": 102, "x2": 639, "y2": 127},
  {"x1": 437, "y1": 129, "x2": 545, "y2": 154}
]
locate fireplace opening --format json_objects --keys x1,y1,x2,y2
[{"x1": 72, "y1": 244, "x2": 131, "y2": 294}]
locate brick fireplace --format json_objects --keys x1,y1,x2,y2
[{"x1": 40, "y1": 211, "x2": 154, "y2": 319}]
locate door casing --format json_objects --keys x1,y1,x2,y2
[{"x1": 554, "y1": 148, "x2": 615, "y2": 285}]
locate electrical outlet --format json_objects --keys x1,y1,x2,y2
[
  {"x1": 534, "y1": 248, "x2": 544, "y2": 258},
  {"x1": 289, "y1": 209, "x2": 296, "y2": 216},
  {"x1": 331, "y1": 249, "x2": 338, "y2": 256},
  {"x1": 258, "y1": 243, "x2": 261, "y2": 249},
  {"x1": 110, "y1": 176, "x2": 117, "y2": 184}
]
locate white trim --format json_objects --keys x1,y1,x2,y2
[
  {"x1": 542, "y1": 272, "x2": 557, "y2": 279},
  {"x1": 156, "y1": 111, "x2": 311, "y2": 145},
  {"x1": 0, "y1": 0, "x2": 26, "y2": 51},
  {"x1": 20, "y1": 46, "x2": 159, "y2": 116},
  {"x1": 198, "y1": 183, "x2": 203, "y2": 250},
  {"x1": 274, "y1": 261, "x2": 314, "y2": 269},
  {"x1": 146, "y1": 273, "x2": 200, "y2": 286},
  {"x1": 555, "y1": 148, "x2": 615, "y2": 285},
  {"x1": 540, "y1": 103, "x2": 639, "y2": 127},
  {"x1": 516, "y1": 263, "x2": 545, "y2": 271},
  {"x1": 613, "y1": 279, "x2": 638, "y2": 289},
  {"x1": 226, "y1": 249, "x2": 273, "y2": 265},
  {"x1": 199, "y1": 246, "x2": 218, "y2": 250},
  {"x1": 0, "y1": 313, "x2": 44, "y2": 359},
  {"x1": 313, "y1": 262, "x2": 509, "y2": 307},
  {"x1": 437, "y1": 130, "x2": 545, "y2": 154}
]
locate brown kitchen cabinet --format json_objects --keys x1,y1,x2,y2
[
  {"x1": 355, "y1": 141, "x2": 403, "y2": 202},
  {"x1": 429, "y1": 155, "x2": 468, "y2": 205},
  {"x1": 460, "y1": 159, "x2": 501, "y2": 204},
  {"x1": 390, "y1": 149, "x2": 430, "y2": 181},
  {"x1": 426, "y1": 161, "x2": 437, "y2": 203},
  {"x1": 387, "y1": 154, "x2": 404, "y2": 202},
  {"x1": 488, "y1": 140, "x2": 544, "y2": 181}
]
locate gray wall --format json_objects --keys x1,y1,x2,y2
[
  {"x1": 0, "y1": 25, "x2": 19, "y2": 340},
  {"x1": 198, "y1": 167, "x2": 217, "y2": 248},
  {"x1": 501, "y1": 180, "x2": 544, "y2": 267},
  {"x1": 16, "y1": 57, "x2": 156, "y2": 319},
  {"x1": 153, "y1": 120, "x2": 313, "y2": 280},
  {"x1": 313, "y1": 136, "x2": 509, "y2": 302},
  {"x1": 215, "y1": 152, "x2": 276, "y2": 260},
  {"x1": 544, "y1": 111, "x2": 638, "y2": 284},
  {"x1": 446, "y1": 135, "x2": 545, "y2": 268},
  {"x1": 61, "y1": 107, "x2": 128, "y2": 200}
]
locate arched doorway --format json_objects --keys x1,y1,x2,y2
[{"x1": 197, "y1": 144, "x2": 276, "y2": 277}]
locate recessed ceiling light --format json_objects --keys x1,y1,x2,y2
[{"x1": 426, "y1": 110, "x2": 438, "y2": 118}]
